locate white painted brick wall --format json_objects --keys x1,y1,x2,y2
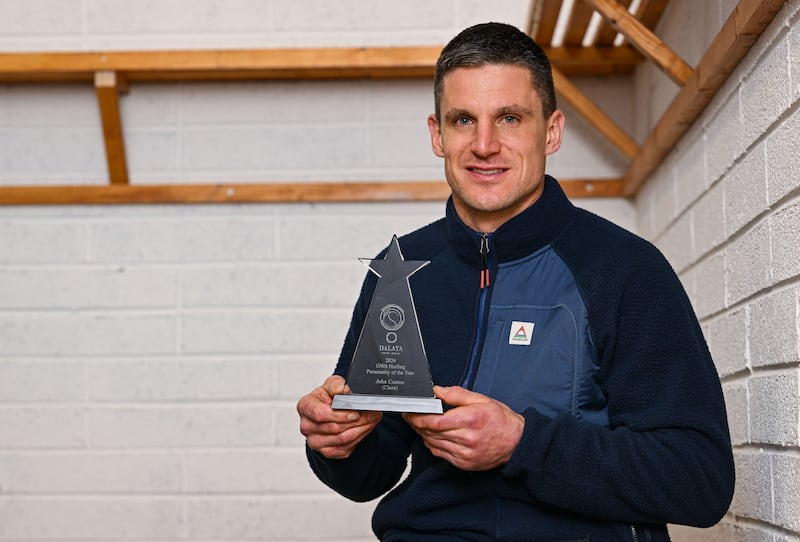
[
  {"x1": 729, "y1": 450, "x2": 773, "y2": 523},
  {"x1": 741, "y1": 36, "x2": 792, "y2": 148},
  {"x1": 86, "y1": 359, "x2": 272, "y2": 401},
  {"x1": 690, "y1": 180, "x2": 725, "y2": 259},
  {"x1": 749, "y1": 372, "x2": 799, "y2": 446},
  {"x1": 0, "y1": 203, "x2": 456, "y2": 540},
  {"x1": 0, "y1": 222, "x2": 89, "y2": 262},
  {"x1": 186, "y1": 496, "x2": 375, "y2": 540},
  {"x1": 721, "y1": 382, "x2": 748, "y2": 446},
  {"x1": 635, "y1": 1, "x2": 800, "y2": 540},
  {"x1": 705, "y1": 87, "x2": 742, "y2": 186},
  {"x1": 672, "y1": 127, "x2": 707, "y2": 212},
  {"x1": 765, "y1": 111, "x2": 800, "y2": 206},
  {"x1": 0, "y1": 362, "x2": 84, "y2": 401},
  {"x1": 0, "y1": 407, "x2": 84, "y2": 448},
  {"x1": 705, "y1": 307, "x2": 747, "y2": 377},
  {"x1": 772, "y1": 202, "x2": 800, "y2": 283},
  {"x1": 656, "y1": 209, "x2": 693, "y2": 273},
  {"x1": 725, "y1": 220, "x2": 772, "y2": 307},
  {"x1": 691, "y1": 251, "x2": 727, "y2": 319},
  {"x1": 0, "y1": 314, "x2": 176, "y2": 356},
  {"x1": 773, "y1": 453, "x2": 800, "y2": 533},
  {"x1": 0, "y1": 451, "x2": 185, "y2": 494},
  {"x1": 0, "y1": 499, "x2": 185, "y2": 539},
  {"x1": 749, "y1": 288, "x2": 799, "y2": 368},
  {"x1": 723, "y1": 142, "x2": 767, "y2": 239}
]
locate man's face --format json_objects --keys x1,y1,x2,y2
[{"x1": 428, "y1": 64, "x2": 564, "y2": 233}]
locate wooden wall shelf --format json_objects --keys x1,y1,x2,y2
[{"x1": 0, "y1": 179, "x2": 624, "y2": 206}]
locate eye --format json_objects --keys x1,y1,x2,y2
[
  {"x1": 454, "y1": 117, "x2": 473, "y2": 127},
  {"x1": 501, "y1": 115, "x2": 519, "y2": 124}
]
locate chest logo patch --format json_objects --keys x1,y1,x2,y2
[{"x1": 509, "y1": 321, "x2": 535, "y2": 346}]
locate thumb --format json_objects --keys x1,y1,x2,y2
[
  {"x1": 434, "y1": 385, "x2": 488, "y2": 407},
  {"x1": 322, "y1": 375, "x2": 349, "y2": 397}
]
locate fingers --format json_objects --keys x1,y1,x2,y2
[
  {"x1": 297, "y1": 375, "x2": 356, "y2": 424},
  {"x1": 403, "y1": 388, "x2": 524, "y2": 471},
  {"x1": 433, "y1": 385, "x2": 488, "y2": 407},
  {"x1": 297, "y1": 385, "x2": 355, "y2": 427},
  {"x1": 297, "y1": 376, "x2": 383, "y2": 459},
  {"x1": 304, "y1": 411, "x2": 383, "y2": 459},
  {"x1": 321, "y1": 375, "x2": 349, "y2": 397},
  {"x1": 403, "y1": 386, "x2": 488, "y2": 432}
]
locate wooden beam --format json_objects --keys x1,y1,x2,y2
[
  {"x1": 0, "y1": 47, "x2": 442, "y2": 83},
  {"x1": 0, "y1": 45, "x2": 650, "y2": 84},
  {"x1": 552, "y1": 67, "x2": 640, "y2": 159},
  {"x1": 0, "y1": 179, "x2": 623, "y2": 205},
  {"x1": 564, "y1": 0, "x2": 594, "y2": 47},
  {"x1": 565, "y1": 0, "x2": 598, "y2": 46},
  {"x1": 547, "y1": 45, "x2": 646, "y2": 73},
  {"x1": 583, "y1": 0, "x2": 693, "y2": 86},
  {"x1": 533, "y1": 0, "x2": 564, "y2": 45},
  {"x1": 527, "y1": 0, "x2": 545, "y2": 39},
  {"x1": 637, "y1": 0, "x2": 671, "y2": 29},
  {"x1": 595, "y1": 0, "x2": 632, "y2": 45},
  {"x1": 624, "y1": 0, "x2": 786, "y2": 196},
  {"x1": 0, "y1": 182, "x2": 448, "y2": 205},
  {"x1": 94, "y1": 70, "x2": 129, "y2": 185}
]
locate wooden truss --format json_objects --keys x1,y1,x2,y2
[{"x1": 0, "y1": 0, "x2": 786, "y2": 205}]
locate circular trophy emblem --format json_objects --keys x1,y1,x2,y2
[{"x1": 379, "y1": 304, "x2": 405, "y2": 331}]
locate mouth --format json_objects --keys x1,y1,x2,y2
[{"x1": 468, "y1": 167, "x2": 508, "y2": 176}]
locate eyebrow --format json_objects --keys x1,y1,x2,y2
[
  {"x1": 443, "y1": 108, "x2": 471, "y2": 123},
  {"x1": 443, "y1": 105, "x2": 535, "y2": 122},
  {"x1": 496, "y1": 105, "x2": 535, "y2": 117}
]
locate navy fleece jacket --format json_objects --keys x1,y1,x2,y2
[{"x1": 306, "y1": 176, "x2": 734, "y2": 542}]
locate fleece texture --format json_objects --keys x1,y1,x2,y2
[{"x1": 307, "y1": 176, "x2": 734, "y2": 542}]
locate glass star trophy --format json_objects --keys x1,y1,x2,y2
[{"x1": 331, "y1": 235, "x2": 443, "y2": 414}]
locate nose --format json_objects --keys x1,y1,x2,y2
[{"x1": 470, "y1": 123, "x2": 501, "y2": 158}]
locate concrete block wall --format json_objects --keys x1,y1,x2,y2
[
  {"x1": 0, "y1": 1, "x2": 637, "y2": 540},
  {"x1": 0, "y1": 201, "x2": 454, "y2": 541},
  {"x1": 634, "y1": 1, "x2": 800, "y2": 540}
]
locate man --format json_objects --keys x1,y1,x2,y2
[{"x1": 297, "y1": 22, "x2": 734, "y2": 541}]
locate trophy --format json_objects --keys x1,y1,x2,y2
[{"x1": 331, "y1": 235, "x2": 443, "y2": 414}]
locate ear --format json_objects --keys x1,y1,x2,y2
[
  {"x1": 427, "y1": 114, "x2": 445, "y2": 158},
  {"x1": 544, "y1": 109, "x2": 565, "y2": 156}
]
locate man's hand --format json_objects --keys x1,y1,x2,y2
[
  {"x1": 297, "y1": 375, "x2": 382, "y2": 459},
  {"x1": 403, "y1": 386, "x2": 524, "y2": 471}
]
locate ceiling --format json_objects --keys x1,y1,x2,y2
[{"x1": 528, "y1": 0, "x2": 670, "y2": 76}]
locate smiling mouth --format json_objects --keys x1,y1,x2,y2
[{"x1": 468, "y1": 167, "x2": 507, "y2": 175}]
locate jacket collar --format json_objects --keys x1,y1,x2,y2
[{"x1": 445, "y1": 175, "x2": 576, "y2": 264}]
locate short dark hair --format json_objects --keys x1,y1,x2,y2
[{"x1": 433, "y1": 22, "x2": 557, "y2": 120}]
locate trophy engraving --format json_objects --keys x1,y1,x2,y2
[{"x1": 331, "y1": 235, "x2": 443, "y2": 414}]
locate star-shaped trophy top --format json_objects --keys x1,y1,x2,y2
[{"x1": 361, "y1": 235, "x2": 429, "y2": 283}]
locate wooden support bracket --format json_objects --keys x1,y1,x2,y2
[
  {"x1": 552, "y1": 67, "x2": 640, "y2": 160},
  {"x1": 584, "y1": 0, "x2": 693, "y2": 86},
  {"x1": 94, "y1": 70, "x2": 129, "y2": 185}
]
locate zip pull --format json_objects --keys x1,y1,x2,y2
[{"x1": 480, "y1": 233, "x2": 490, "y2": 289}]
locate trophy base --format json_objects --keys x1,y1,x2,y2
[{"x1": 331, "y1": 394, "x2": 443, "y2": 414}]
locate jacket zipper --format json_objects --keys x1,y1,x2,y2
[
  {"x1": 480, "y1": 233, "x2": 491, "y2": 289},
  {"x1": 462, "y1": 233, "x2": 492, "y2": 388},
  {"x1": 630, "y1": 525, "x2": 639, "y2": 542}
]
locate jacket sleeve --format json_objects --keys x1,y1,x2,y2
[
  {"x1": 306, "y1": 261, "x2": 416, "y2": 502},
  {"x1": 307, "y1": 413, "x2": 414, "y2": 502},
  {"x1": 501, "y1": 239, "x2": 735, "y2": 527}
]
